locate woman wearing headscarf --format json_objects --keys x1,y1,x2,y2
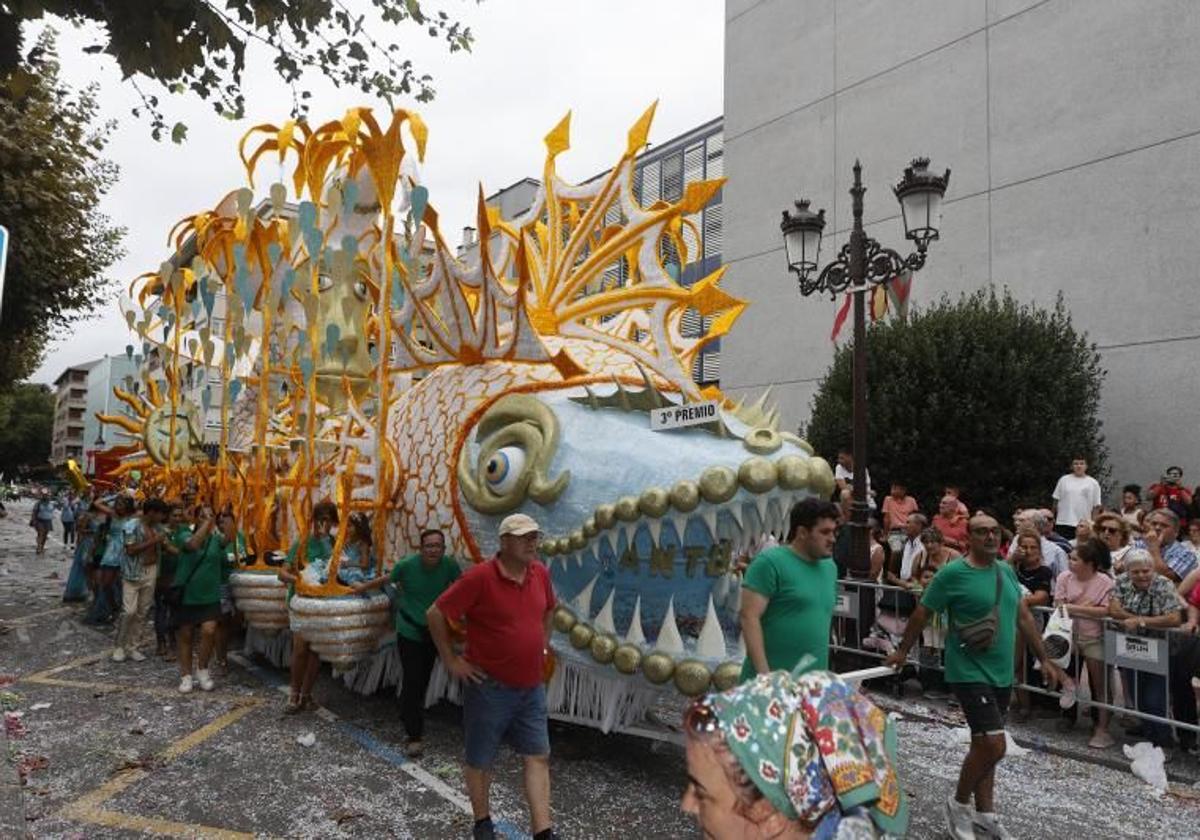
[{"x1": 681, "y1": 666, "x2": 907, "y2": 839}]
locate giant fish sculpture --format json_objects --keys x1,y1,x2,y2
[{"x1": 109, "y1": 105, "x2": 835, "y2": 732}]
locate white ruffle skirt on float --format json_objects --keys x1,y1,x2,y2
[
  {"x1": 229, "y1": 571, "x2": 289, "y2": 633},
  {"x1": 288, "y1": 592, "x2": 391, "y2": 668}
]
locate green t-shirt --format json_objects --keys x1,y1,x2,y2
[
  {"x1": 739, "y1": 545, "x2": 838, "y2": 682},
  {"x1": 920, "y1": 557, "x2": 1021, "y2": 687},
  {"x1": 284, "y1": 535, "x2": 333, "y2": 601},
  {"x1": 175, "y1": 532, "x2": 228, "y2": 606},
  {"x1": 389, "y1": 554, "x2": 461, "y2": 641},
  {"x1": 220, "y1": 532, "x2": 247, "y2": 583},
  {"x1": 164, "y1": 524, "x2": 196, "y2": 580}
]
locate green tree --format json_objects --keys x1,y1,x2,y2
[
  {"x1": 0, "y1": 1, "x2": 476, "y2": 141},
  {"x1": 0, "y1": 31, "x2": 125, "y2": 388},
  {"x1": 806, "y1": 289, "x2": 1108, "y2": 520},
  {"x1": 0, "y1": 382, "x2": 54, "y2": 474}
]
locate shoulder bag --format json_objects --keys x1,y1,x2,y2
[{"x1": 951, "y1": 564, "x2": 1002, "y2": 653}]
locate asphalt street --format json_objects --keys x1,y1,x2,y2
[{"x1": 1, "y1": 500, "x2": 1198, "y2": 839}]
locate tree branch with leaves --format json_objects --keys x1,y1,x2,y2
[
  {"x1": 0, "y1": 30, "x2": 126, "y2": 388},
  {"x1": 0, "y1": 0, "x2": 476, "y2": 142}
]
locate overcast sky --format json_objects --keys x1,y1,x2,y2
[{"x1": 29, "y1": 0, "x2": 724, "y2": 384}]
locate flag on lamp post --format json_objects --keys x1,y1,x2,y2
[{"x1": 829, "y1": 270, "x2": 914, "y2": 341}]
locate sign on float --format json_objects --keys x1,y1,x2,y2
[{"x1": 650, "y1": 399, "x2": 720, "y2": 431}]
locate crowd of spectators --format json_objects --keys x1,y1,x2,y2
[{"x1": 845, "y1": 457, "x2": 1200, "y2": 761}]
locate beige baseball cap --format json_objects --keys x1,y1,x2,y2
[{"x1": 498, "y1": 513, "x2": 541, "y2": 537}]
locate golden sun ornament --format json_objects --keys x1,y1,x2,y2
[{"x1": 97, "y1": 370, "x2": 209, "y2": 480}]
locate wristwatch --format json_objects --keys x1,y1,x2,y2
[{"x1": 1138, "y1": 620, "x2": 1146, "y2": 633}]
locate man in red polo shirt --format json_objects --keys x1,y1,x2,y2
[{"x1": 427, "y1": 513, "x2": 557, "y2": 840}]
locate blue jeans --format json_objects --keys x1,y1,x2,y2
[{"x1": 463, "y1": 677, "x2": 549, "y2": 769}]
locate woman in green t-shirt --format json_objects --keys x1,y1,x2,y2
[
  {"x1": 276, "y1": 500, "x2": 337, "y2": 713},
  {"x1": 173, "y1": 506, "x2": 239, "y2": 694}
]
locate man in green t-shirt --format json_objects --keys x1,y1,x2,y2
[
  {"x1": 355, "y1": 527, "x2": 461, "y2": 757},
  {"x1": 739, "y1": 498, "x2": 840, "y2": 682},
  {"x1": 886, "y1": 513, "x2": 1065, "y2": 840}
]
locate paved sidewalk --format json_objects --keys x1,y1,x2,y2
[{"x1": 0, "y1": 704, "x2": 27, "y2": 839}]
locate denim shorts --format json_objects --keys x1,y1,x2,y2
[
  {"x1": 951, "y1": 682, "x2": 1011, "y2": 736},
  {"x1": 463, "y1": 677, "x2": 549, "y2": 769}
]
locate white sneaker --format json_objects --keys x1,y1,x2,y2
[
  {"x1": 945, "y1": 795, "x2": 976, "y2": 840},
  {"x1": 178, "y1": 675, "x2": 193, "y2": 693},
  {"x1": 129, "y1": 649, "x2": 147, "y2": 662},
  {"x1": 196, "y1": 669, "x2": 214, "y2": 692},
  {"x1": 975, "y1": 811, "x2": 1016, "y2": 840},
  {"x1": 111, "y1": 647, "x2": 126, "y2": 663}
]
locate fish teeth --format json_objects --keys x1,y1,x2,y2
[
  {"x1": 655, "y1": 596, "x2": 685, "y2": 654},
  {"x1": 727, "y1": 503, "x2": 745, "y2": 533},
  {"x1": 754, "y1": 493, "x2": 771, "y2": 531},
  {"x1": 666, "y1": 513, "x2": 687, "y2": 543},
  {"x1": 645, "y1": 517, "x2": 663, "y2": 546},
  {"x1": 769, "y1": 495, "x2": 785, "y2": 534},
  {"x1": 592, "y1": 589, "x2": 617, "y2": 634},
  {"x1": 695, "y1": 595, "x2": 727, "y2": 659},
  {"x1": 700, "y1": 507, "x2": 718, "y2": 543},
  {"x1": 625, "y1": 596, "x2": 646, "y2": 645},
  {"x1": 619, "y1": 522, "x2": 637, "y2": 550},
  {"x1": 741, "y1": 500, "x2": 760, "y2": 535}
]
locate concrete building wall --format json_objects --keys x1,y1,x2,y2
[{"x1": 721, "y1": 0, "x2": 1200, "y2": 494}]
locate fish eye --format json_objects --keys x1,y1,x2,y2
[
  {"x1": 317, "y1": 273, "x2": 334, "y2": 292},
  {"x1": 484, "y1": 446, "x2": 526, "y2": 494},
  {"x1": 353, "y1": 279, "x2": 369, "y2": 300}
]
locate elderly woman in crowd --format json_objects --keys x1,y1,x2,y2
[
  {"x1": 1072, "y1": 519, "x2": 1094, "y2": 546},
  {"x1": 1107, "y1": 548, "x2": 1183, "y2": 749},
  {"x1": 1054, "y1": 538, "x2": 1115, "y2": 748},
  {"x1": 919, "y1": 526, "x2": 959, "y2": 575},
  {"x1": 1093, "y1": 512, "x2": 1133, "y2": 573},
  {"x1": 682, "y1": 667, "x2": 907, "y2": 839}
]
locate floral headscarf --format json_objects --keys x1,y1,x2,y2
[{"x1": 704, "y1": 665, "x2": 908, "y2": 838}]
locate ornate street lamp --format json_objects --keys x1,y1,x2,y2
[{"x1": 781, "y1": 158, "x2": 949, "y2": 579}]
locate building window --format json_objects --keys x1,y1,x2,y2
[
  {"x1": 703, "y1": 204, "x2": 722, "y2": 260},
  {"x1": 638, "y1": 159, "x2": 661, "y2": 205},
  {"x1": 705, "y1": 133, "x2": 723, "y2": 180},
  {"x1": 661, "y1": 151, "x2": 684, "y2": 202}
]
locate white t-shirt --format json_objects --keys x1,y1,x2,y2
[
  {"x1": 899, "y1": 537, "x2": 924, "y2": 581},
  {"x1": 1052, "y1": 473, "x2": 1101, "y2": 526},
  {"x1": 834, "y1": 464, "x2": 875, "y2": 508}
]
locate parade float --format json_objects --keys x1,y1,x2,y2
[{"x1": 98, "y1": 103, "x2": 834, "y2": 732}]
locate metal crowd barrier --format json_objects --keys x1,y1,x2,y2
[{"x1": 827, "y1": 577, "x2": 1200, "y2": 738}]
